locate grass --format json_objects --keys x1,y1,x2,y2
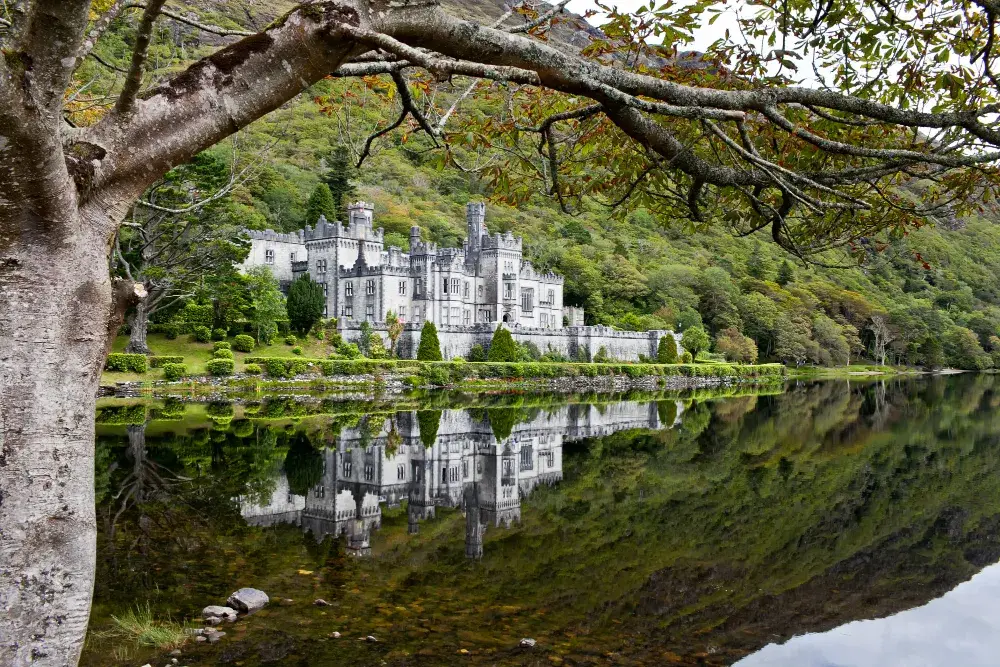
[{"x1": 100, "y1": 603, "x2": 188, "y2": 650}]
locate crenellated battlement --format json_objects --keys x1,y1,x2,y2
[{"x1": 247, "y1": 229, "x2": 304, "y2": 245}]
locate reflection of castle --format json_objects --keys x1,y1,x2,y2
[{"x1": 242, "y1": 401, "x2": 682, "y2": 557}]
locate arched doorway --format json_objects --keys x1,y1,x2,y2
[{"x1": 502, "y1": 314, "x2": 510, "y2": 323}]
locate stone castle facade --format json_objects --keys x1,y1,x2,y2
[
  {"x1": 243, "y1": 201, "x2": 679, "y2": 361},
  {"x1": 244, "y1": 201, "x2": 567, "y2": 329}
]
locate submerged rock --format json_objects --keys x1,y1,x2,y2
[
  {"x1": 226, "y1": 588, "x2": 269, "y2": 613},
  {"x1": 313, "y1": 598, "x2": 330, "y2": 606},
  {"x1": 329, "y1": 631, "x2": 341, "y2": 638},
  {"x1": 202, "y1": 605, "x2": 238, "y2": 620},
  {"x1": 519, "y1": 638, "x2": 537, "y2": 648}
]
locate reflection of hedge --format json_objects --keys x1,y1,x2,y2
[
  {"x1": 105, "y1": 353, "x2": 148, "y2": 373},
  {"x1": 96, "y1": 404, "x2": 148, "y2": 425},
  {"x1": 149, "y1": 355, "x2": 184, "y2": 368},
  {"x1": 150, "y1": 398, "x2": 186, "y2": 421},
  {"x1": 206, "y1": 402, "x2": 235, "y2": 419},
  {"x1": 656, "y1": 400, "x2": 678, "y2": 425},
  {"x1": 230, "y1": 419, "x2": 255, "y2": 437},
  {"x1": 487, "y1": 407, "x2": 523, "y2": 441}
]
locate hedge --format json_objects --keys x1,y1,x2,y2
[
  {"x1": 191, "y1": 325, "x2": 211, "y2": 343},
  {"x1": 105, "y1": 353, "x2": 148, "y2": 373},
  {"x1": 232, "y1": 334, "x2": 255, "y2": 353},
  {"x1": 162, "y1": 363, "x2": 187, "y2": 381},
  {"x1": 149, "y1": 355, "x2": 184, "y2": 368},
  {"x1": 205, "y1": 358, "x2": 234, "y2": 376},
  {"x1": 213, "y1": 341, "x2": 232, "y2": 352},
  {"x1": 213, "y1": 348, "x2": 234, "y2": 360}
]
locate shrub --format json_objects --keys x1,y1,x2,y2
[
  {"x1": 335, "y1": 341, "x2": 362, "y2": 359},
  {"x1": 212, "y1": 328, "x2": 228, "y2": 341},
  {"x1": 213, "y1": 348, "x2": 234, "y2": 360},
  {"x1": 681, "y1": 351, "x2": 693, "y2": 364},
  {"x1": 179, "y1": 302, "x2": 214, "y2": 330},
  {"x1": 205, "y1": 358, "x2": 234, "y2": 376},
  {"x1": 714, "y1": 327, "x2": 758, "y2": 363},
  {"x1": 159, "y1": 323, "x2": 179, "y2": 340},
  {"x1": 681, "y1": 326, "x2": 710, "y2": 359},
  {"x1": 245, "y1": 357, "x2": 312, "y2": 378},
  {"x1": 284, "y1": 335, "x2": 297, "y2": 346},
  {"x1": 244, "y1": 363, "x2": 263, "y2": 375},
  {"x1": 419, "y1": 364, "x2": 450, "y2": 386},
  {"x1": 191, "y1": 325, "x2": 211, "y2": 343},
  {"x1": 593, "y1": 346, "x2": 611, "y2": 363},
  {"x1": 149, "y1": 355, "x2": 183, "y2": 368},
  {"x1": 358, "y1": 320, "x2": 374, "y2": 356},
  {"x1": 657, "y1": 336, "x2": 679, "y2": 364},
  {"x1": 213, "y1": 341, "x2": 231, "y2": 352},
  {"x1": 487, "y1": 327, "x2": 520, "y2": 362},
  {"x1": 291, "y1": 346, "x2": 303, "y2": 355},
  {"x1": 417, "y1": 321, "x2": 443, "y2": 361},
  {"x1": 162, "y1": 363, "x2": 187, "y2": 381},
  {"x1": 105, "y1": 353, "x2": 148, "y2": 373},
  {"x1": 287, "y1": 274, "x2": 325, "y2": 335},
  {"x1": 468, "y1": 344, "x2": 487, "y2": 362},
  {"x1": 368, "y1": 334, "x2": 389, "y2": 359},
  {"x1": 232, "y1": 334, "x2": 255, "y2": 353},
  {"x1": 403, "y1": 375, "x2": 422, "y2": 390}
]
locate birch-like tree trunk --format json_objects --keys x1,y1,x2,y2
[{"x1": 124, "y1": 298, "x2": 150, "y2": 354}]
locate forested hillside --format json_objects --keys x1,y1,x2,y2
[{"x1": 87, "y1": 0, "x2": 1000, "y2": 369}]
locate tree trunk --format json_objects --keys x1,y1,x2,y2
[
  {"x1": 0, "y1": 207, "x2": 138, "y2": 666},
  {"x1": 125, "y1": 299, "x2": 150, "y2": 354}
]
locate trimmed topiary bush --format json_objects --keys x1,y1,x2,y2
[
  {"x1": 681, "y1": 351, "x2": 693, "y2": 364},
  {"x1": 205, "y1": 358, "x2": 234, "y2": 376},
  {"x1": 232, "y1": 334, "x2": 255, "y2": 353},
  {"x1": 149, "y1": 355, "x2": 184, "y2": 368},
  {"x1": 284, "y1": 335, "x2": 297, "y2": 346},
  {"x1": 417, "y1": 321, "x2": 443, "y2": 361},
  {"x1": 213, "y1": 341, "x2": 231, "y2": 352},
  {"x1": 162, "y1": 363, "x2": 187, "y2": 381},
  {"x1": 291, "y1": 346, "x2": 303, "y2": 355},
  {"x1": 244, "y1": 363, "x2": 263, "y2": 375},
  {"x1": 105, "y1": 353, "x2": 148, "y2": 373},
  {"x1": 212, "y1": 328, "x2": 228, "y2": 341},
  {"x1": 487, "y1": 327, "x2": 519, "y2": 362},
  {"x1": 468, "y1": 344, "x2": 487, "y2": 362},
  {"x1": 213, "y1": 348, "x2": 234, "y2": 359},
  {"x1": 191, "y1": 325, "x2": 211, "y2": 343},
  {"x1": 657, "y1": 335, "x2": 678, "y2": 364}
]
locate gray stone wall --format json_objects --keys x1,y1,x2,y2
[{"x1": 339, "y1": 322, "x2": 682, "y2": 362}]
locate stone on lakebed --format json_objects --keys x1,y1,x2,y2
[
  {"x1": 202, "y1": 605, "x2": 237, "y2": 620},
  {"x1": 226, "y1": 588, "x2": 269, "y2": 613}
]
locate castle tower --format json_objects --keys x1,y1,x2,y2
[
  {"x1": 347, "y1": 201, "x2": 374, "y2": 229},
  {"x1": 466, "y1": 202, "x2": 487, "y2": 251}
]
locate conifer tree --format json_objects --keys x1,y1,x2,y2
[
  {"x1": 777, "y1": 260, "x2": 795, "y2": 286},
  {"x1": 306, "y1": 183, "x2": 337, "y2": 223},
  {"x1": 657, "y1": 335, "x2": 679, "y2": 363},
  {"x1": 487, "y1": 326, "x2": 520, "y2": 362},
  {"x1": 322, "y1": 146, "x2": 357, "y2": 211},
  {"x1": 417, "y1": 321, "x2": 443, "y2": 361},
  {"x1": 286, "y1": 275, "x2": 325, "y2": 336}
]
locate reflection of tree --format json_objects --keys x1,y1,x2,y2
[
  {"x1": 284, "y1": 435, "x2": 324, "y2": 496},
  {"x1": 417, "y1": 410, "x2": 442, "y2": 447}
]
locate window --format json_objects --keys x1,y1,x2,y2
[
  {"x1": 399, "y1": 280, "x2": 406, "y2": 295},
  {"x1": 451, "y1": 278, "x2": 460, "y2": 294},
  {"x1": 463, "y1": 281, "x2": 470, "y2": 298},
  {"x1": 451, "y1": 307, "x2": 460, "y2": 322},
  {"x1": 413, "y1": 308, "x2": 422, "y2": 323},
  {"x1": 364, "y1": 464, "x2": 374, "y2": 481},
  {"x1": 462, "y1": 460, "x2": 468, "y2": 479},
  {"x1": 323, "y1": 283, "x2": 329, "y2": 296},
  {"x1": 463, "y1": 310, "x2": 471, "y2": 325},
  {"x1": 521, "y1": 288, "x2": 534, "y2": 313},
  {"x1": 478, "y1": 285, "x2": 484, "y2": 299},
  {"x1": 399, "y1": 306, "x2": 406, "y2": 319},
  {"x1": 345, "y1": 282, "x2": 354, "y2": 297},
  {"x1": 504, "y1": 283, "x2": 514, "y2": 299},
  {"x1": 365, "y1": 304, "x2": 374, "y2": 321},
  {"x1": 265, "y1": 249, "x2": 274, "y2": 264},
  {"x1": 442, "y1": 308, "x2": 449, "y2": 325},
  {"x1": 548, "y1": 289, "x2": 555, "y2": 304},
  {"x1": 442, "y1": 277, "x2": 449, "y2": 294},
  {"x1": 316, "y1": 258, "x2": 327, "y2": 274},
  {"x1": 290, "y1": 251, "x2": 296, "y2": 262},
  {"x1": 343, "y1": 304, "x2": 353, "y2": 318},
  {"x1": 480, "y1": 309, "x2": 491, "y2": 323},
  {"x1": 520, "y1": 446, "x2": 533, "y2": 471},
  {"x1": 314, "y1": 485, "x2": 326, "y2": 498},
  {"x1": 343, "y1": 460, "x2": 352, "y2": 477},
  {"x1": 366, "y1": 279, "x2": 375, "y2": 295},
  {"x1": 397, "y1": 464, "x2": 405, "y2": 481},
  {"x1": 416, "y1": 277, "x2": 422, "y2": 295},
  {"x1": 540, "y1": 313, "x2": 548, "y2": 328}
]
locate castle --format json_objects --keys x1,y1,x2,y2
[
  {"x1": 243, "y1": 201, "x2": 678, "y2": 361},
  {"x1": 244, "y1": 201, "x2": 577, "y2": 329},
  {"x1": 240, "y1": 400, "x2": 683, "y2": 558}
]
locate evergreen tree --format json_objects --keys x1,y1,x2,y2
[
  {"x1": 286, "y1": 275, "x2": 324, "y2": 335},
  {"x1": 358, "y1": 320, "x2": 374, "y2": 357},
  {"x1": 246, "y1": 266, "x2": 286, "y2": 344},
  {"x1": 777, "y1": 260, "x2": 795, "y2": 286},
  {"x1": 305, "y1": 182, "x2": 337, "y2": 223},
  {"x1": 322, "y1": 146, "x2": 357, "y2": 211},
  {"x1": 417, "y1": 321, "x2": 442, "y2": 361},
  {"x1": 657, "y1": 335, "x2": 679, "y2": 363},
  {"x1": 487, "y1": 326, "x2": 520, "y2": 362},
  {"x1": 746, "y1": 242, "x2": 772, "y2": 280}
]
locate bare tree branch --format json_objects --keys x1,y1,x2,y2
[{"x1": 116, "y1": 0, "x2": 167, "y2": 115}]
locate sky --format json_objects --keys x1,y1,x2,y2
[{"x1": 734, "y1": 563, "x2": 1000, "y2": 667}]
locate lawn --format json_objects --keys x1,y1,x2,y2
[{"x1": 103, "y1": 332, "x2": 332, "y2": 385}]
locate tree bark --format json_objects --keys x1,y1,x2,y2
[{"x1": 125, "y1": 299, "x2": 150, "y2": 354}]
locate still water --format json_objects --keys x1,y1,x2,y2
[{"x1": 84, "y1": 376, "x2": 1000, "y2": 666}]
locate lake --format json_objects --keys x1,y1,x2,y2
[{"x1": 83, "y1": 375, "x2": 1000, "y2": 666}]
